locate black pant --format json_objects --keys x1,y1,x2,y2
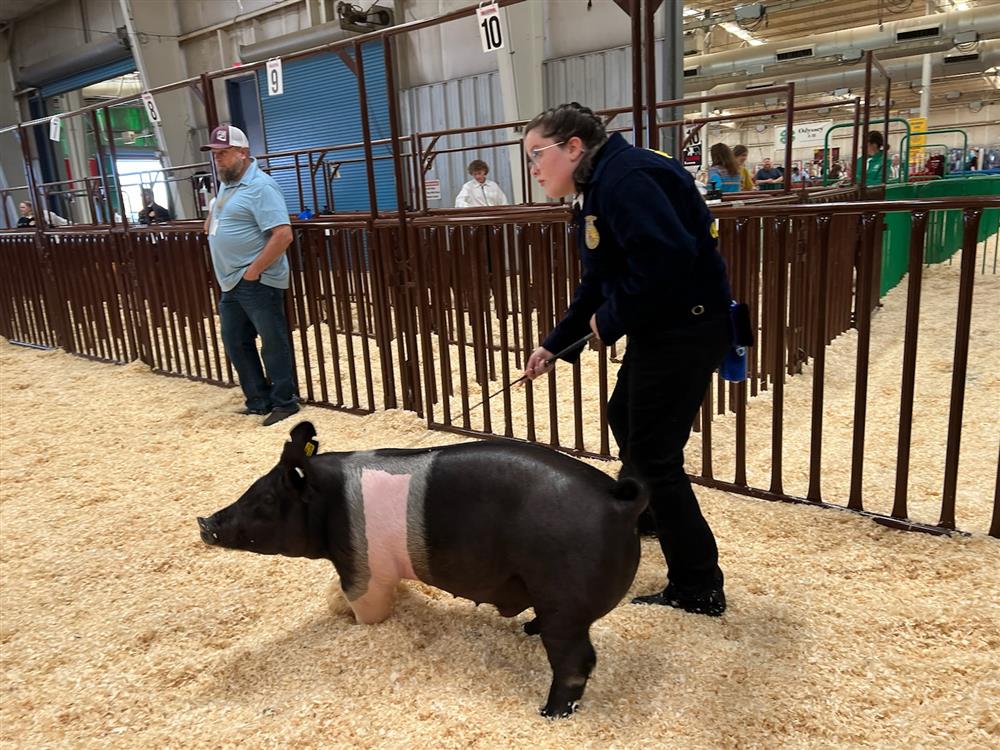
[{"x1": 608, "y1": 314, "x2": 731, "y2": 594}]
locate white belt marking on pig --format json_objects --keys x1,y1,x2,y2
[{"x1": 341, "y1": 452, "x2": 434, "y2": 616}]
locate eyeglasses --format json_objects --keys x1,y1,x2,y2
[{"x1": 526, "y1": 141, "x2": 565, "y2": 167}]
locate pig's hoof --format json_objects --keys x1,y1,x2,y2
[
  {"x1": 539, "y1": 701, "x2": 579, "y2": 719},
  {"x1": 523, "y1": 618, "x2": 541, "y2": 636}
]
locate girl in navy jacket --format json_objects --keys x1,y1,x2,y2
[{"x1": 523, "y1": 103, "x2": 732, "y2": 616}]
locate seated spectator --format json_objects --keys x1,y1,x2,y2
[
  {"x1": 455, "y1": 160, "x2": 509, "y2": 207},
  {"x1": 16, "y1": 200, "x2": 69, "y2": 228}
]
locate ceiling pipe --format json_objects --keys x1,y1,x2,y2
[
  {"x1": 707, "y1": 40, "x2": 1000, "y2": 103},
  {"x1": 239, "y1": 19, "x2": 359, "y2": 63},
  {"x1": 684, "y1": 5, "x2": 1000, "y2": 92}
]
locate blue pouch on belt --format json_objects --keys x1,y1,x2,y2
[{"x1": 721, "y1": 301, "x2": 754, "y2": 382}]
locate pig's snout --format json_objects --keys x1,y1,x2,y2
[{"x1": 197, "y1": 516, "x2": 220, "y2": 545}]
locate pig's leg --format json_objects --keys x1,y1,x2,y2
[
  {"x1": 346, "y1": 580, "x2": 399, "y2": 624},
  {"x1": 538, "y1": 623, "x2": 597, "y2": 719}
]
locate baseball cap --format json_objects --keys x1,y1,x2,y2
[{"x1": 200, "y1": 124, "x2": 250, "y2": 151}]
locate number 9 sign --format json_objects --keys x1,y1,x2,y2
[
  {"x1": 476, "y1": 2, "x2": 504, "y2": 53},
  {"x1": 141, "y1": 92, "x2": 162, "y2": 125},
  {"x1": 266, "y1": 58, "x2": 284, "y2": 97}
]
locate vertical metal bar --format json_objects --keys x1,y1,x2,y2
[
  {"x1": 322, "y1": 230, "x2": 348, "y2": 407},
  {"x1": 859, "y1": 54, "x2": 873, "y2": 189},
  {"x1": 850, "y1": 98, "x2": 861, "y2": 187},
  {"x1": 383, "y1": 36, "x2": 422, "y2": 414},
  {"x1": 287, "y1": 234, "x2": 314, "y2": 402},
  {"x1": 848, "y1": 213, "x2": 879, "y2": 511},
  {"x1": 432, "y1": 227, "x2": 454, "y2": 420},
  {"x1": 643, "y1": 0, "x2": 657, "y2": 150},
  {"x1": 891, "y1": 210, "x2": 929, "y2": 520},
  {"x1": 517, "y1": 225, "x2": 536, "y2": 442},
  {"x1": 700, "y1": 384, "x2": 714, "y2": 479},
  {"x1": 990, "y1": 441, "x2": 1000, "y2": 538},
  {"x1": 200, "y1": 73, "x2": 219, "y2": 131},
  {"x1": 769, "y1": 217, "x2": 788, "y2": 495},
  {"x1": 300, "y1": 230, "x2": 330, "y2": 404},
  {"x1": 806, "y1": 214, "x2": 832, "y2": 501},
  {"x1": 450, "y1": 227, "x2": 472, "y2": 429},
  {"x1": 488, "y1": 225, "x2": 514, "y2": 437},
  {"x1": 349, "y1": 230, "x2": 376, "y2": 411},
  {"x1": 630, "y1": 0, "x2": 643, "y2": 147},
  {"x1": 782, "y1": 82, "x2": 795, "y2": 192},
  {"x1": 939, "y1": 208, "x2": 983, "y2": 530},
  {"x1": 412, "y1": 224, "x2": 439, "y2": 424}
]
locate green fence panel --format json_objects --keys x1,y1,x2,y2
[{"x1": 881, "y1": 183, "x2": 918, "y2": 294}]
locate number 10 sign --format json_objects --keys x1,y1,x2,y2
[{"x1": 477, "y1": 2, "x2": 504, "y2": 53}]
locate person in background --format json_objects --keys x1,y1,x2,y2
[
  {"x1": 522, "y1": 102, "x2": 732, "y2": 617},
  {"x1": 138, "y1": 188, "x2": 173, "y2": 224},
  {"x1": 732, "y1": 144, "x2": 754, "y2": 191},
  {"x1": 707, "y1": 143, "x2": 742, "y2": 194},
  {"x1": 455, "y1": 159, "x2": 509, "y2": 208},
  {"x1": 790, "y1": 166, "x2": 803, "y2": 186},
  {"x1": 754, "y1": 157, "x2": 783, "y2": 190},
  {"x1": 889, "y1": 153, "x2": 901, "y2": 182},
  {"x1": 200, "y1": 124, "x2": 299, "y2": 427},
  {"x1": 828, "y1": 161, "x2": 843, "y2": 182},
  {"x1": 855, "y1": 131, "x2": 886, "y2": 185},
  {"x1": 16, "y1": 200, "x2": 69, "y2": 228}
]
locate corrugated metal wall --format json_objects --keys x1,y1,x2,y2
[
  {"x1": 258, "y1": 42, "x2": 396, "y2": 213},
  {"x1": 400, "y1": 42, "x2": 656, "y2": 207},
  {"x1": 401, "y1": 71, "x2": 514, "y2": 209}
]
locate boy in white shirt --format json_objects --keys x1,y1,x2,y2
[{"x1": 454, "y1": 159, "x2": 509, "y2": 208}]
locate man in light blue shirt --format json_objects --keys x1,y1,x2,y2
[{"x1": 202, "y1": 124, "x2": 299, "y2": 426}]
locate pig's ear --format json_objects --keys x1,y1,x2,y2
[{"x1": 279, "y1": 421, "x2": 319, "y2": 495}]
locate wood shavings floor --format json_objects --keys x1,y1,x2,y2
[{"x1": 1, "y1": 333, "x2": 998, "y2": 748}]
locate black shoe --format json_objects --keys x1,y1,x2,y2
[
  {"x1": 238, "y1": 407, "x2": 270, "y2": 416},
  {"x1": 632, "y1": 583, "x2": 726, "y2": 616},
  {"x1": 262, "y1": 406, "x2": 300, "y2": 426}
]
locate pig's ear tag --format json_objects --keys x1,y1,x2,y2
[{"x1": 304, "y1": 439, "x2": 318, "y2": 457}]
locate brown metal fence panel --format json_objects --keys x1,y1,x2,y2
[
  {"x1": 128, "y1": 229, "x2": 231, "y2": 384},
  {"x1": 0, "y1": 232, "x2": 58, "y2": 350},
  {"x1": 0, "y1": 196, "x2": 997, "y2": 538}
]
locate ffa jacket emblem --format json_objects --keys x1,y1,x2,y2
[{"x1": 584, "y1": 215, "x2": 600, "y2": 250}]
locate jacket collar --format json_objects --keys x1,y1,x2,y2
[{"x1": 587, "y1": 132, "x2": 632, "y2": 187}]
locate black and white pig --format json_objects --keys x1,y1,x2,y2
[{"x1": 197, "y1": 422, "x2": 647, "y2": 718}]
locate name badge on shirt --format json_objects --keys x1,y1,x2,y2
[{"x1": 584, "y1": 215, "x2": 600, "y2": 250}]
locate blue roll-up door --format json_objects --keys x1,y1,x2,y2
[
  {"x1": 39, "y1": 57, "x2": 137, "y2": 99},
  {"x1": 256, "y1": 42, "x2": 396, "y2": 213}
]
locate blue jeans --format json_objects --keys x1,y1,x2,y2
[{"x1": 219, "y1": 278, "x2": 298, "y2": 412}]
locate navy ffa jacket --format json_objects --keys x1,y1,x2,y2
[{"x1": 542, "y1": 133, "x2": 732, "y2": 360}]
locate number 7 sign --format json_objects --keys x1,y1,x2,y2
[{"x1": 476, "y1": 2, "x2": 505, "y2": 53}]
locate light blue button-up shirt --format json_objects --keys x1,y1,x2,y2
[{"x1": 207, "y1": 159, "x2": 291, "y2": 292}]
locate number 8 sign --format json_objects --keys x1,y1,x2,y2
[
  {"x1": 476, "y1": 2, "x2": 504, "y2": 53},
  {"x1": 141, "y1": 92, "x2": 162, "y2": 125}
]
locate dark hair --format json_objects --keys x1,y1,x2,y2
[
  {"x1": 467, "y1": 159, "x2": 489, "y2": 175},
  {"x1": 732, "y1": 144, "x2": 748, "y2": 158},
  {"x1": 868, "y1": 130, "x2": 884, "y2": 149},
  {"x1": 524, "y1": 102, "x2": 608, "y2": 190},
  {"x1": 710, "y1": 143, "x2": 739, "y2": 176}
]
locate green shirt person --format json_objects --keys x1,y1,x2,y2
[{"x1": 855, "y1": 130, "x2": 887, "y2": 186}]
